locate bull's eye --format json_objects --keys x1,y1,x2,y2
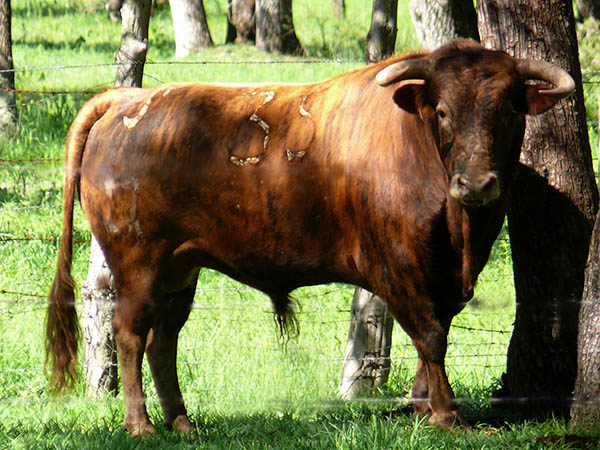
[
  {"x1": 436, "y1": 104, "x2": 453, "y2": 150},
  {"x1": 436, "y1": 105, "x2": 448, "y2": 120}
]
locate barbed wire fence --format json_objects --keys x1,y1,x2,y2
[{"x1": 0, "y1": 59, "x2": 599, "y2": 409}]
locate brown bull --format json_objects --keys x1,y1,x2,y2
[{"x1": 46, "y1": 40, "x2": 574, "y2": 436}]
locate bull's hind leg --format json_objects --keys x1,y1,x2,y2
[
  {"x1": 112, "y1": 279, "x2": 156, "y2": 436},
  {"x1": 145, "y1": 279, "x2": 197, "y2": 434}
]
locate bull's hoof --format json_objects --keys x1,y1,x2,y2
[
  {"x1": 123, "y1": 420, "x2": 156, "y2": 437},
  {"x1": 171, "y1": 415, "x2": 195, "y2": 434},
  {"x1": 428, "y1": 410, "x2": 471, "y2": 430}
]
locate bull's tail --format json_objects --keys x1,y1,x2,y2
[{"x1": 46, "y1": 89, "x2": 126, "y2": 393}]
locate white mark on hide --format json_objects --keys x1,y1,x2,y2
[
  {"x1": 299, "y1": 96, "x2": 311, "y2": 118},
  {"x1": 123, "y1": 85, "x2": 177, "y2": 129},
  {"x1": 230, "y1": 155, "x2": 261, "y2": 166},
  {"x1": 286, "y1": 150, "x2": 306, "y2": 161},
  {"x1": 104, "y1": 178, "x2": 116, "y2": 196}
]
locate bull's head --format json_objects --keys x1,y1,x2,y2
[{"x1": 376, "y1": 41, "x2": 574, "y2": 207}]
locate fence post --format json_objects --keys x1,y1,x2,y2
[
  {"x1": 81, "y1": 236, "x2": 118, "y2": 396},
  {"x1": 339, "y1": 288, "x2": 394, "y2": 398}
]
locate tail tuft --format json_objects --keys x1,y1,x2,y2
[
  {"x1": 46, "y1": 265, "x2": 80, "y2": 394},
  {"x1": 271, "y1": 293, "x2": 300, "y2": 343}
]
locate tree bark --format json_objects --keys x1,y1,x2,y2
[
  {"x1": 0, "y1": 0, "x2": 15, "y2": 135},
  {"x1": 255, "y1": 0, "x2": 304, "y2": 55},
  {"x1": 365, "y1": 0, "x2": 398, "y2": 64},
  {"x1": 82, "y1": 237, "x2": 118, "y2": 397},
  {"x1": 477, "y1": 0, "x2": 598, "y2": 416},
  {"x1": 570, "y1": 208, "x2": 600, "y2": 429},
  {"x1": 339, "y1": 289, "x2": 394, "y2": 398},
  {"x1": 83, "y1": 0, "x2": 151, "y2": 397},
  {"x1": 226, "y1": 0, "x2": 255, "y2": 44},
  {"x1": 169, "y1": 0, "x2": 213, "y2": 58},
  {"x1": 115, "y1": 0, "x2": 151, "y2": 87},
  {"x1": 409, "y1": 0, "x2": 479, "y2": 49}
]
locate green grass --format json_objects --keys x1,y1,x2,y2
[{"x1": 0, "y1": 0, "x2": 599, "y2": 448}]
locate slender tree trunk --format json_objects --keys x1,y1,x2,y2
[
  {"x1": 82, "y1": 237, "x2": 118, "y2": 396},
  {"x1": 226, "y1": 0, "x2": 255, "y2": 44},
  {"x1": 169, "y1": 0, "x2": 213, "y2": 58},
  {"x1": 339, "y1": 289, "x2": 394, "y2": 398},
  {"x1": 576, "y1": 0, "x2": 600, "y2": 21},
  {"x1": 478, "y1": 0, "x2": 598, "y2": 416},
  {"x1": 570, "y1": 208, "x2": 600, "y2": 429},
  {"x1": 365, "y1": 0, "x2": 398, "y2": 64},
  {"x1": 333, "y1": 0, "x2": 345, "y2": 18},
  {"x1": 114, "y1": 0, "x2": 151, "y2": 87},
  {"x1": 409, "y1": 0, "x2": 479, "y2": 49},
  {"x1": 255, "y1": 0, "x2": 304, "y2": 55},
  {"x1": 84, "y1": 0, "x2": 151, "y2": 397},
  {"x1": 0, "y1": 0, "x2": 15, "y2": 135}
]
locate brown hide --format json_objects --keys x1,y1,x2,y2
[{"x1": 46, "y1": 40, "x2": 573, "y2": 434}]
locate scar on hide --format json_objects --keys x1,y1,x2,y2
[
  {"x1": 229, "y1": 155, "x2": 261, "y2": 166},
  {"x1": 285, "y1": 96, "x2": 312, "y2": 163},
  {"x1": 229, "y1": 91, "x2": 275, "y2": 167},
  {"x1": 123, "y1": 85, "x2": 177, "y2": 129}
]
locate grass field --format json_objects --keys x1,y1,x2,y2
[{"x1": 0, "y1": 0, "x2": 599, "y2": 448}]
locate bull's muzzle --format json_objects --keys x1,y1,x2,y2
[{"x1": 449, "y1": 171, "x2": 500, "y2": 206}]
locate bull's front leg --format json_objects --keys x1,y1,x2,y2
[{"x1": 386, "y1": 298, "x2": 468, "y2": 428}]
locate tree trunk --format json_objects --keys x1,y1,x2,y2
[
  {"x1": 570, "y1": 208, "x2": 600, "y2": 429},
  {"x1": 114, "y1": 0, "x2": 151, "y2": 87},
  {"x1": 409, "y1": 0, "x2": 479, "y2": 49},
  {"x1": 365, "y1": 0, "x2": 398, "y2": 64},
  {"x1": 333, "y1": 0, "x2": 345, "y2": 18},
  {"x1": 0, "y1": 0, "x2": 15, "y2": 135},
  {"x1": 169, "y1": 0, "x2": 213, "y2": 58},
  {"x1": 477, "y1": 0, "x2": 598, "y2": 416},
  {"x1": 255, "y1": 0, "x2": 304, "y2": 55},
  {"x1": 339, "y1": 289, "x2": 394, "y2": 398},
  {"x1": 83, "y1": 0, "x2": 151, "y2": 397},
  {"x1": 226, "y1": 0, "x2": 255, "y2": 44},
  {"x1": 82, "y1": 237, "x2": 118, "y2": 397},
  {"x1": 576, "y1": 0, "x2": 600, "y2": 21}
]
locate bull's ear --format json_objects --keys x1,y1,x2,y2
[
  {"x1": 521, "y1": 84, "x2": 565, "y2": 115},
  {"x1": 392, "y1": 80, "x2": 426, "y2": 115}
]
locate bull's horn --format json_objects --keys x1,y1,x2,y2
[
  {"x1": 517, "y1": 59, "x2": 575, "y2": 98},
  {"x1": 375, "y1": 58, "x2": 432, "y2": 87}
]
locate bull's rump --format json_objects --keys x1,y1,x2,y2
[{"x1": 78, "y1": 84, "x2": 360, "y2": 294}]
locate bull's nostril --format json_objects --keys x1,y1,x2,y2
[
  {"x1": 481, "y1": 173, "x2": 498, "y2": 192},
  {"x1": 457, "y1": 176, "x2": 469, "y2": 188}
]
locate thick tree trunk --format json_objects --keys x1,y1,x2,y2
[
  {"x1": 339, "y1": 289, "x2": 394, "y2": 398},
  {"x1": 570, "y1": 208, "x2": 600, "y2": 429},
  {"x1": 226, "y1": 0, "x2": 255, "y2": 44},
  {"x1": 84, "y1": 0, "x2": 151, "y2": 397},
  {"x1": 255, "y1": 0, "x2": 304, "y2": 55},
  {"x1": 169, "y1": 0, "x2": 213, "y2": 58},
  {"x1": 0, "y1": 0, "x2": 15, "y2": 135},
  {"x1": 477, "y1": 0, "x2": 598, "y2": 416},
  {"x1": 409, "y1": 0, "x2": 479, "y2": 49},
  {"x1": 365, "y1": 0, "x2": 398, "y2": 64}
]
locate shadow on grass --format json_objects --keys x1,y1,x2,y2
[{"x1": 4, "y1": 401, "x2": 600, "y2": 450}]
